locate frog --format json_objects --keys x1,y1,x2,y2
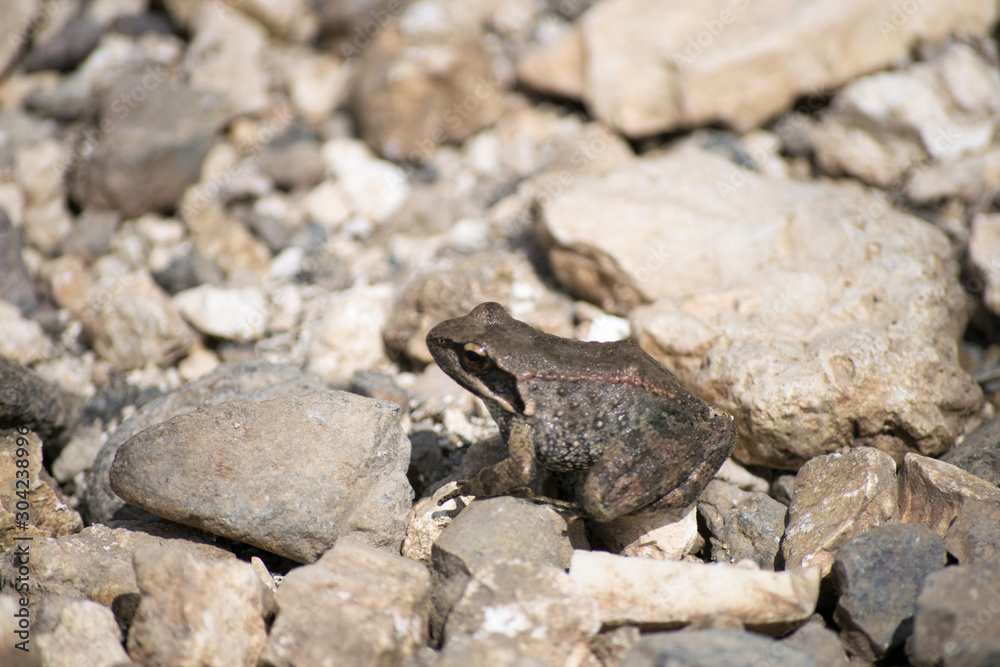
[{"x1": 426, "y1": 301, "x2": 737, "y2": 522}]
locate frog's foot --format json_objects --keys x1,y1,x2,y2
[
  {"x1": 437, "y1": 481, "x2": 473, "y2": 506},
  {"x1": 509, "y1": 488, "x2": 585, "y2": 518}
]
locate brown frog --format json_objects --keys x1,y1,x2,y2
[{"x1": 426, "y1": 302, "x2": 737, "y2": 522}]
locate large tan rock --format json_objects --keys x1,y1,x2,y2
[
  {"x1": 897, "y1": 453, "x2": 1000, "y2": 537},
  {"x1": 519, "y1": 0, "x2": 998, "y2": 137},
  {"x1": 539, "y1": 144, "x2": 981, "y2": 468}
]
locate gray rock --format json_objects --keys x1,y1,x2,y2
[
  {"x1": 907, "y1": 561, "x2": 1000, "y2": 667},
  {"x1": 941, "y1": 412, "x2": 1000, "y2": 487},
  {"x1": 832, "y1": 524, "x2": 947, "y2": 660},
  {"x1": 110, "y1": 391, "x2": 413, "y2": 562},
  {"x1": 430, "y1": 496, "x2": 575, "y2": 643},
  {"x1": 944, "y1": 499, "x2": 1000, "y2": 565},
  {"x1": 0, "y1": 358, "x2": 81, "y2": 450},
  {"x1": 58, "y1": 209, "x2": 118, "y2": 261},
  {"x1": 260, "y1": 537, "x2": 430, "y2": 667},
  {"x1": 409, "y1": 635, "x2": 551, "y2": 667},
  {"x1": 0, "y1": 521, "x2": 234, "y2": 609},
  {"x1": 779, "y1": 617, "x2": 850, "y2": 667},
  {"x1": 34, "y1": 596, "x2": 131, "y2": 667},
  {"x1": 443, "y1": 560, "x2": 599, "y2": 666},
  {"x1": 127, "y1": 546, "x2": 274, "y2": 667},
  {"x1": 0, "y1": 428, "x2": 83, "y2": 550},
  {"x1": 782, "y1": 448, "x2": 899, "y2": 577},
  {"x1": 258, "y1": 135, "x2": 326, "y2": 190},
  {"x1": 85, "y1": 360, "x2": 328, "y2": 524},
  {"x1": 21, "y1": 12, "x2": 101, "y2": 73},
  {"x1": 698, "y1": 479, "x2": 787, "y2": 569},
  {"x1": 70, "y1": 70, "x2": 228, "y2": 218},
  {"x1": 622, "y1": 629, "x2": 817, "y2": 667},
  {"x1": 0, "y1": 209, "x2": 39, "y2": 314}
]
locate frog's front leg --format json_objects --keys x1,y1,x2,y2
[{"x1": 441, "y1": 421, "x2": 540, "y2": 502}]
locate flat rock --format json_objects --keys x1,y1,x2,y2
[
  {"x1": 384, "y1": 250, "x2": 574, "y2": 364},
  {"x1": 782, "y1": 447, "x2": 898, "y2": 576},
  {"x1": 569, "y1": 550, "x2": 820, "y2": 632},
  {"x1": 813, "y1": 43, "x2": 1000, "y2": 188},
  {"x1": 897, "y1": 453, "x2": 1000, "y2": 537},
  {"x1": 622, "y1": 629, "x2": 817, "y2": 667},
  {"x1": 907, "y1": 561, "x2": 1000, "y2": 667},
  {"x1": 110, "y1": 391, "x2": 413, "y2": 562},
  {"x1": 80, "y1": 265, "x2": 197, "y2": 371},
  {"x1": 35, "y1": 597, "x2": 130, "y2": 667},
  {"x1": 70, "y1": 70, "x2": 228, "y2": 218},
  {"x1": 0, "y1": 521, "x2": 234, "y2": 608},
  {"x1": 832, "y1": 524, "x2": 947, "y2": 661},
  {"x1": 540, "y1": 144, "x2": 982, "y2": 469},
  {"x1": 698, "y1": 479, "x2": 786, "y2": 569},
  {"x1": 260, "y1": 537, "x2": 430, "y2": 667},
  {"x1": 589, "y1": 504, "x2": 700, "y2": 560},
  {"x1": 523, "y1": 0, "x2": 997, "y2": 137},
  {"x1": 306, "y1": 283, "x2": 395, "y2": 381},
  {"x1": 444, "y1": 560, "x2": 600, "y2": 666},
  {"x1": 85, "y1": 360, "x2": 329, "y2": 523},
  {"x1": 0, "y1": 428, "x2": 82, "y2": 550},
  {"x1": 127, "y1": 545, "x2": 274, "y2": 667},
  {"x1": 353, "y1": 0, "x2": 503, "y2": 161},
  {"x1": 172, "y1": 284, "x2": 269, "y2": 343},
  {"x1": 430, "y1": 496, "x2": 575, "y2": 642}
]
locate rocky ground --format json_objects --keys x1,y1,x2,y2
[{"x1": 1, "y1": 0, "x2": 1000, "y2": 665}]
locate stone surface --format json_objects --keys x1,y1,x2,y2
[
  {"x1": 941, "y1": 408, "x2": 1000, "y2": 487},
  {"x1": 779, "y1": 617, "x2": 851, "y2": 667},
  {"x1": 173, "y1": 284, "x2": 269, "y2": 342},
  {"x1": 569, "y1": 550, "x2": 820, "y2": 632},
  {"x1": 0, "y1": 358, "x2": 80, "y2": 448},
  {"x1": 698, "y1": 479, "x2": 786, "y2": 569},
  {"x1": 34, "y1": 597, "x2": 131, "y2": 667},
  {"x1": 444, "y1": 560, "x2": 600, "y2": 665},
  {"x1": 402, "y1": 483, "x2": 469, "y2": 565},
  {"x1": 0, "y1": 521, "x2": 234, "y2": 607},
  {"x1": 260, "y1": 537, "x2": 430, "y2": 667},
  {"x1": 320, "y1": 137, "x2": 410, "y2": 223},
  {"x1": 306, "y1": 283, "x2": 394, "y2": 381},
  {"x1": 782, "y1": 447, "x2": 898, "y2": 576},
  {"x1": 353, "y1": 0, "x2": 503, "y2": 161},
  {"x1": 385, "y1": 250, "x2": 574, "y2": 364},
  {"x1": 180, "y1": 193, "x2": 272, "y2": 280},
  {"x1": 907, "y1": 561, "x2": 1000, "y2": 667},
  {"x1": 907, "y1": 144, "x2": 1000, "y2": 205},
  {"x1": 71, "y1": 70, "x2": 228, "y2": 218},
  {"x1": 589, "y1": 504, "x2": 700, "y2": 560},
  {"x1": 622, "y1": 629, "x2": 817, "y2": 667},
  {"x1": 897, "y1": 453, "x2": 1000, "y2": 537},
  {"x1": 80, "y1": 265, "x2": 197, "y2": 371},
  {"x1": 0, "y1": 209, "x2": 39, "y2": 314},
  {"x1": 127, "y1": 545, "x2": 273, "y2": 667},
  {"x1": 86, "y1": 360, "x2": 329, "y2": 523},
  {"x1": 944, "y1": 499, "x2": 1000, "y2": 565},
  {"x1": 813, "y1": 43, "x2": 1000, "y2": 188},
  {"x1": 969, "y1": 213, "x2": 1000, "y2": 321},
  {"x1": 832, "y1": 524, "x2": 947, "y2": 661},
  {"x1": 429, "y1": 496, "x2": 575, "y2": 642},
  {"x1": 110, "y1": 391, "x2": 413, "y2": 562},
  {"x1": 0, "y1": 300, "x2": 51, "y2": 365},
  {"x1": 528, "y1": 0, "x2": 1000, "y2": 137},
  {"x1": 0, "y1": 428, "x2": 82, "y2": 550},
  {"x1": 541, "y1": 144, "x2": 981, "y2": 468}
]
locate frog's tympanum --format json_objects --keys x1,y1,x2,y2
[{"x1": 426, "y1": 302, "x2": 737, "y2": 522}]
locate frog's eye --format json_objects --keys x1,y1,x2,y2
[{"x1": 461, "y1": 343, "x2": 492, "y2": 372}]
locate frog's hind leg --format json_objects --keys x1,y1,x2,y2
[{"x1": 578, "y1": 412, "x2": 736, "y2": 523}]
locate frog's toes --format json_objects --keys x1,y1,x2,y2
[{"x1": 437, "y1": 481, "x2": 470, "y2": 506}]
